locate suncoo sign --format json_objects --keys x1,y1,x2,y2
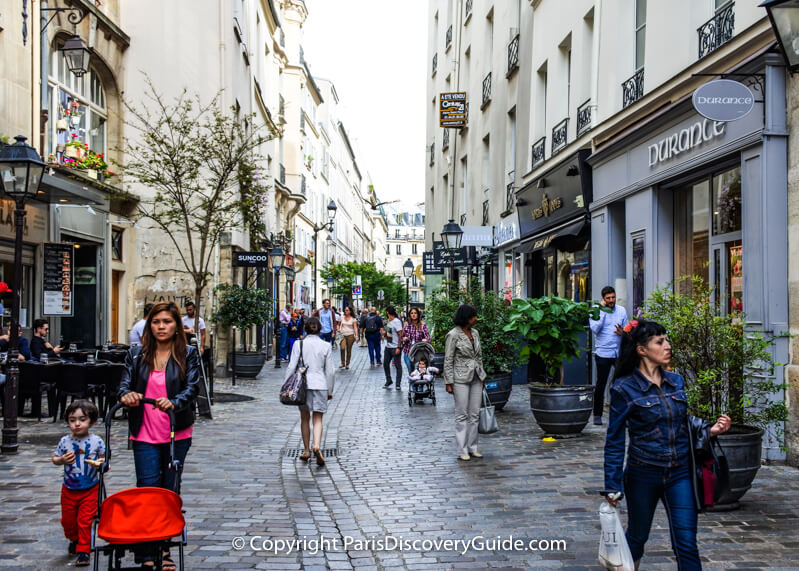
[
  {"x1": 648, "y1": 119, "x2": 726, "y2": 168},
  {"x1": 692, "y1": 79, "x2": 755, "y2": 122}
]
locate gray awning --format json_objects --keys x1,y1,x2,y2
[
  {"x1": 36, "y1": 171, "x2": 109, "y2": 205},
  {"x1": 516, "y1": 219, "x2": 587, "y2": 254}
]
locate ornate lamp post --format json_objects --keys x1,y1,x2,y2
[
  {"x1": 270, "y1": 244, "x2": 286, "y2": 369},
  {"x1": 312, "y1": 201, "x2": 337, "y2": 309},
  {"x1": 402, "y1": 258, "x2": 414, "y2": 319},
  {"x1": 441, "y1": 219, "x2": 463, "y2": 297},
  {"x1": 761, "y1": 0, "x2": 799, "y2": 72},
  {"x1": 0, "y1": 136, "x2": 46, "y2": 454},
  {"x1": 60, "y1": 34, "x2": 91, "y2": 77}
]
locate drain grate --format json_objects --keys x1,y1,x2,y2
[{"x1": 284, "y1": 447, "x2": 338, "y2": 458}]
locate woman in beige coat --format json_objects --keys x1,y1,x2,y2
[{"x1": 443, "y1": 304, "x2": 487, "y2": 461}]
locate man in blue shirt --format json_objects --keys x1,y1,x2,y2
[
  {"x1": 589, "y1": 286, "x2": 628, "y2": 426},
  {"x1": 316, "y1": 298, "x2": 337, "y2": 345}
]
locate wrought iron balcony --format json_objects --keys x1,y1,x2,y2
[
  {"x1": 279, "y1": 163, "x2": 286, "y2": 185},
  {"x1": 301, "y1": 174, "x2": 306, "y2": 196},
  {"x1": 442, "y1": 128, "x2": 449, "y2": 150},
  {"x1": 505, "y1": 182, "x2": 515, "y2": 213},
  {"x1": 481, "y1": 72, "x2": 492, "y2": 109},
  {"x1": 300, "y1": 111, "x2": 305, "y2": 131},
  {"x1": 698, "y1": 2, "x2": 735, "y2": 59},
  {"x1": 622, "y1": 68, "x2": 645, "y2": 109},
  {"x1": 507, "y1": 34, "x2": 520, "y2": 77},
  {"x1": 460, "y1": 214, "x2": 466, "y2": 226},
  {"x1": 432, "y1": 53, "x2": 438, "y2": 76},
  {"x1": 531, "y1": 137, "x2": 546, "y2": 169},
  {"x1": 483, "y1": 199, "x2": 490, "y2": 225},
  {"x1": 446, "y1": 25, "x2": 453, "y2": 50},
  {"x1": 429, "y1": 142, "x2": 435, "y2": 166},
  {"x1": 577, "y1": 99, "x2": 592, "y2": 137},
  {"x1": 465, "y1": 0, "x2": 473, "y2": 19},
  {"x1": 552, "y1": 118, "x2": 569, "y2": 155}
]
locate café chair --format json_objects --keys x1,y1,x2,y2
[
  {"x1": 97, "y1": 350, "x2": 126, "y2": 363},
  {"x1": 102, "y1": 363, "x2": 127, "y2": 418},
  {"x1": 18, "y1": 361, "x2": 57, "y2": 421},
  {"x1": 53, "y1": 363, "x2": 98, "y2": 422}
]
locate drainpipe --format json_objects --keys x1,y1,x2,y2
[
  {"x1": 449, "y1": 0, "x2": 464, "y2": 221},
  {"x1": 40, "y1": 1, "x2": 49, "y2": 156},
  {"x1": 590, "y1": 0, "x2": 602, "y2": 125}
]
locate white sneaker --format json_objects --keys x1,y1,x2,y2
[
  {"x1": 470, "y1": 451, "x2": 483, "y2": 458},
  {"x1": 458, "y1": 454, "x2": 471, "y2": 461}
]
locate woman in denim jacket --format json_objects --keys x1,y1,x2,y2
[{"x1": 603, "y1": 320, "x2": 730, "y2": 570}]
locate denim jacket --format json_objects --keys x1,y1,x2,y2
[{"x1": 603, "y1": 368, "x2": 691, "y2": 495}]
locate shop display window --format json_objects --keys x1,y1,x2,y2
[
  {"x1": 632, "y1": 234, "x2": 645, "y2": 317},
  {"x1": 674, "y1": 181, "x2": 710, "y2": 290},
  {"x1": 712, "y1": 167, "x2": 742, "y2": 235}
]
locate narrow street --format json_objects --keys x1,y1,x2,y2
[{"x1": 1, "y1": 346, "x2": 798, "y2": 570}]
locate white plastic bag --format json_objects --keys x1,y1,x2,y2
[{"x1": 598, "y1": 498, "x2": 635, "y2": 571}]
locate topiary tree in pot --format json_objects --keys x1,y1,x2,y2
[
  {"x1": 503, "y1": 296, "x2": 605, "y2": 435},
  {"x1": 642, "y1": 276, "x2": 788, "y2": 509},
  {"x1": 213, "y1": 283, "x2": 273, "y2": 378}
]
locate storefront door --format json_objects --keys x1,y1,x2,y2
[{"x1": 61, "y1": 243, "x2": 101, "y2": 348}]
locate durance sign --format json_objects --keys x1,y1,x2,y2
[{"x1": 692, "y1": 79, "x2": 755, "y2": 122}]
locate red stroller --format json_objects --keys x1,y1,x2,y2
[{"x1": 91, "y1": 398, "x2": 187, "y2": 570}]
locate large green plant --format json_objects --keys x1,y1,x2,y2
[
  {"x1": 503, "y1": 296, "x2": 603, "y2": 385},
  {"x1": 642, "y1": 276, "x2": 787, "y2": 432},
  {"x1": 212, "y1": 284, "x2": 273, "y2": 331},
  {"x1": 427, "y1": 278, "x2": 517, "y2": 375},
  {"x1": 320, "y1": 262, "x2": 405, "y2": 307}
]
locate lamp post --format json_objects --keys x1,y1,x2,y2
[
  {"x1": 441, "y1": 219, "x2": 463, "y2": 297},
  {"x1": 326, "y1": 275, "x2": 334, "y2": 307},
  {"x1": 312, "y1": 200, "x2": 337, "y2": 309},
  {"x1": 0, "y1": 136, "x2": 46, "y2": 454},
  {"x1": 270, "y1": 244, "x2": 286, "y2": 368},
  {"x1": 402, "y1": 258, "x2": 414, "y2": 319},
  {"x1": 761, "y1": 0, "x2": 799, "y2": 72}
]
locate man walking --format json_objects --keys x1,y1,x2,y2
[
  {"x1": 588, "y1": 286, "x2": 628, "y2": 425},
  {"x1": 315, "y1": 299, "x2": 338, "y2": 345},
  {"x1": 358, "y1": 309, "x2": 369, "y2": 347},
  {"x1": 182, "y1": 300, "x2": 207, "y2": 354},
  {"x1": 363, "y1": 307, "x2": 384, "y2": 367},
  {"x1": 382, "y1": 306, "x2": 403, "y2": 390},
  {"x1": 279, "y1": 304, "x2": 292, "y2": 360}
]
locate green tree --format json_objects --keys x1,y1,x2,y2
[{"x1": 320, "y1": 262, "x2": 406, "y2": 308}]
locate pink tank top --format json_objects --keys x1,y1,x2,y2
[{"x1": 129, "y1": 370, "x2": 193, "y2": 443}]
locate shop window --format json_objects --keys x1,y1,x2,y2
[
  {"x1": 632, "y1": 233, "x2": 645, "y2": 316},
  {"x1": 674, "y1": 180, "x2": 710, "y2": 290},
  {"x1": 712, "y1": 166, "x2": 741, "y2": 235}
]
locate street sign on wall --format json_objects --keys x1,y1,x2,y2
[
  {"x1": 439, "y1": 92, "x2": 467, "y2": 128},
  {"x1": 233, "y1": 251, "x2": 270, "y2": 267}
]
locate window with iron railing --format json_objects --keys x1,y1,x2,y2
[
  {"x1": 442, "y1": 128, "x2": 449, "y2": 150},
  {"x1": 279, "y1": 95, "x2": 285, "y2": 123},
  {"x1": 622, "y1": 68, "x2": 645, "y2": 108},
  {"x1": 446, "y1": 25, "x2": 453, "y2": 50},
  {"x1": 698, "y1": 2, "x2": 734, "y2": 59},
  {"x1": 300, "y1": 46, "x2": 305, "y2": 66},
  {"x1": 465, "y1": 0, "x2": 473, "y2": 20},
  {"x1": 507, "y1": 34, "x2": 520, "y2": 77},
  {"x1": 300, "y1": 111, "x2": 305, "y2": 131},
  {"x1": 551, "y1": 118, "x2": 569, "y2": 155},
  {"x1": 301, "y1": 174, "x2": 306, "y2": 196},
  {"x1": 412, "y1": 243, "x2": 418, "y2": 255},
  {"x1": 429, "y1": 142, "x2": 435, "y2": 166},
  {"x1": 432, "y1": 53, "x2": 438, "y2": 76},
  {"x1": 279, "y1": 163, "x2": 286, "y2": 185},
  {"x1": 483, "y1": 200, "x2": 489, "y2": 225},
  {"x1": 531, "y1": 137, "x2": 546, "y2": 169},
  {"x1": 505, "y1": 183, "x2": 514, "y2": 213},
  {"x1": 577, "y1": 99, "x2": 592, "y2": 137},
  {"x1": 481, "y1": 72, "x2": 492, "y2": 109},
  {"x1": 279, "y1": 28, "x2": 285, "y2": 47},
  {"x1": 460, "y1": 214, "x2": 466, "y2": 226}
]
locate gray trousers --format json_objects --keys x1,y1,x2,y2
[{"x1": 453, "y1": 377, "x2": 483, "y2": 454}]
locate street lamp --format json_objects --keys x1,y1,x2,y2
[
  {"x1": 312, "y1": 200, "x2": 337, "y2": 309},
  {"x1": 761, "y1": 0, "x2": 799, "y2": 72},
  {"x1": 0, "y1": 136, "x2": 46, "y2": 454},
  {"x1": 269, "y1": 244, "x2": 286, "y2": 369},
  {"x1": 61, "y1": 34, "x2": 92, "y2": 77},
  {"x1": 441, "y1": 219, "x2": 463, "y2": 297},
  {"x1": 402, "y1": 258, "x2": 414, "y2": 319}
]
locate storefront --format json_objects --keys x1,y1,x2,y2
[{"x1": 588, "y1": 55, "x2": 788, "y2": 459}]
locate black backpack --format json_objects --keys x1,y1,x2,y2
[{"x1": 364, "y1": 314, "x2": 380, "y2": 334}]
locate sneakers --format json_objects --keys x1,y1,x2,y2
[
  {"x1": 458, "y1": 454, "x2": 471, "y2": 461},
  {"x1": 68, "y1": 541, "x2": 77, "y2": 555},
  {"x1": 395, "y1": 384, "x2": 402, "y2": 390},
  {"x1": 383, "y1": 381, "x2": 393, "y2": 389},
  {"x1": 470, "y1": 451, "x2": 483, "y2": 458},
  {"x1": 593, "y1": 416, "x2": 603, "y2": 426},
  {"x1": 76, "y1": 553, "x2": 90, "y2": 567}
]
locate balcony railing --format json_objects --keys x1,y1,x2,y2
[
  {"x1": 622, "y1": 68, "x2": 645, "y2": 109},
  {"x1": 507, "y1": 34, "x2": 520, "y2": 77},
  {"x1": 698, "y1": 2, "x2": 735, "y2": 59},
  {"x1": 481, "y1": 72, "x2": 492, "y2": 109},
  {"x1": 483, "y1": 199, "x2": 490, "y2": 225},
  {"x1": 460, "y1": 214, "x2": 466, "y2": 226},
  {"x1": 531, "y1": 137, "x2": 546, "y2": 169},
  {"x1": 465, "y1": 0, "x2": 473, "y2": 20},
  {"x1": 432, "y1": 53, "x2": 438, "y2": 76},
  {"x1": 299, "y1": 45, "x2": 305, "y2": 66},
  {"x1": 300, "y1": 111, "x2": 305, "y2": 131},
  {"x1": 279, "y1": 163, "x2": 286, "y2": 185},
  {"x1": 505, "y1": 182, "x2": 514, "y2": 213},
  {"x1": 551, "y1": 118, "x2": 569, "y2": 155},
  {"x1": 429, "y1": 142, "x2": 435, "y2": 166},
  {"x1": 301, "y1": 174, "x2": 306, "y2": 196},
  {"x1": 442, "y1": 128, "x2": 449, "y2": 150},
  {"x1": 576, "y1": 99, "x2": 592, "y2": 137},
  {"x1": 446, "y1": 25, "x2": 453, "y2": 50},
  {"x1": 279, "y1": 95, "x2": 285, "y2": 123},
  {"x1": 279, "y1": 28, "x2": 285, "y2": 47}
]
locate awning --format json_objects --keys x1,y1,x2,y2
[
  {"x1": 516, "y1": 219, "x2": 587, "y2": 254},
  {"x1": 37, "y1": 170, "x2": 109, "y2": 205}
]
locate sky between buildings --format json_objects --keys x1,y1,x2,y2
[{"x1": 303, "y1": 0, "x2": 427, "y2": 205}]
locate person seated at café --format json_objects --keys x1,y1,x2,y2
[
  {"x1": 129, "y1": 303, "x2": 154, "y2": 346},
  {"x1": 181, "y1": 300, "x2": 206, "y2": 354},
  {"x1": 0, "y1": 325, "x2": 31, "y2": 360},
  {"x1": 30, "y1": 318, "x2": 62, "y2": 361}
]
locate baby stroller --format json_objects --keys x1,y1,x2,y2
[
  {"x1": 407, "y1": 342, "x2": 438, "y2": 407},
  {"x1": 91, "y1": 398, "x2": 187, "y2": 570}
]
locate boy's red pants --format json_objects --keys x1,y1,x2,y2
[{"x1": 60, "y1": 484, "x2": 98, "y2": 553}]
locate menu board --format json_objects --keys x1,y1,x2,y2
[{"x1": 43, "y1": 243, "x2": 74, "y2": 316}]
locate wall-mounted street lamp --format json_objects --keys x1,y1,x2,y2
[
  {"x1": 762, "y1": 0, "x2": 799, "y2": 72},
  {"x1": 61, "y1": 34, "x2": 92, "y2": 77},
  {"x1": 269, "y1": 244, "x2": 286, "y2": 369},
  {"x1": 441, "y1": 219, "x2": 463, "y2": 296},
  {"x1": 311, "y1": 200, "x2": 337, "y2": 309},
  {"x1": 402, "y1": 258, "x2": 414, "y2": 318}
]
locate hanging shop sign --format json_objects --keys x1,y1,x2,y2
[
  {"x1": 233, "y1": 251, "x2": 270, "y2": 267},
  {"x1": 692, "y1": 79, "x2": 755, "y2": 122},
  {"x1": 494, "y1": 219, "x2": 519, "y2": 247},
  {"x1": 439, "y1": 92, "x2": 468, "y2": 128},
  {"x1": 459, "y1": 225, "x2": 494, "y2": 246},
  {"x1": 43, "y1": 243, "x2": 74, "y2": 317},
  {"x1": 432, "y1": 240, "x2": 469, "y2": 267}
]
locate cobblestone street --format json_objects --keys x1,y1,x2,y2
[{"x1": 2, "y1": 346, "x2": 799, "y2": 570}]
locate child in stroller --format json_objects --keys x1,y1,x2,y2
[{"x1": 407, "y1": 342, "x2": 439, "y2": 407}]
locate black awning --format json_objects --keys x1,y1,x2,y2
[{"x1": 516, "y1": 219, "x2": 587, "y2": 254}]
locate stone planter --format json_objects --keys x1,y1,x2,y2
[
  {"x1": 529, "y1": 384, "x2": 593, "y2": 436},
  {"x1": 709, "y1": 424, "x2": 765, "y2": 511},
  {"x1": 227, "y1": 351, "x2": 266, "y2": 378},
  {"x1": 484, "y1": 372, "x2": 512, "y2": 411}
]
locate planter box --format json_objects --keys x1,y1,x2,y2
[
  {"x1": 227, "y1": 351, "x2": 266, "y2": 378},
  {"x1": 529, "y1": 384, "x2": 593, "y2": 435},
  {"x1": 710, "y1": 425, "x2": 764, "y2": 511},
  {"x1": 86, "y1": 168, "x2": 97, "y2": 180},
  {"x1": 484, "y1": 372, "x2": 512, "y2": 411},
  {"x1": 65, "y1": 146, "x2": 80, "y2": 159}
]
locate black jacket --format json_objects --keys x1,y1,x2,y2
[{"x1": 119, "y1": 345, "x2": 201, "y2": 436}]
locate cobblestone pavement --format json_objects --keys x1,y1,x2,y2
[{"x1": 2, "y1": 345, "x2": 799, "y2": 570}]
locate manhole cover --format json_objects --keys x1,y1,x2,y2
[
  {"x1": 213, "y1": 392, "x2": 256, "y2": 403},
  {"x1": 284, "y1": 448, "x2": 338, "y2": 458}
]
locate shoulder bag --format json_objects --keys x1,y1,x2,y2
[
  {"x1": 478, "y1": 387, "x2": 499, "y2": 434},
  {"x1": 279, "y1": 339, "x2": 308, "y2": 406},
  {"x1": 686, "y1": 415, "x2": 730, "y2": 511}
]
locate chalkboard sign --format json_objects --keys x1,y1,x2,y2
[{"x1": 43, "y1": 243, "x2": 74, "y2": 316}]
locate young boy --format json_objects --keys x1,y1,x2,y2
[{"x1": 52, "y1": 400, "x2": 105, "y2": 567}]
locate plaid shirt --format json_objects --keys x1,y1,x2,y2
[{"x1": 401, "y1": 322, "x2": 431, "y2": 354}]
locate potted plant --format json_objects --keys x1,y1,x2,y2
[
  {"x1": 213, "y1": 283, "x2": 273, "y2": 378},
  {"x1": 503, "y1": 296, "x2": 604, "y2": 435},
  {"x1": 427, "y1": 279, "x2": 517, "y2": 410},
  {"x1": 65, "y1": 134, "x2": 84, "y2": 159},
  {"x1": 642, "y1": 276, "x2": 787, "y2": 510}
]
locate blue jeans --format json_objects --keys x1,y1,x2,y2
[
  {"x1": 132, "y1": 438, "x2": 192, "y2": 494},
  {"x1": 320, "y1": 332, "x2": 333, "y2": 344},
  {"x1": 366, "y1": 333, "x2": 382, "y2": 364},
  {"x1": 403, "y1": 354, "x2": 412, "y2": 374},
  {"x1": 624, "y1": 460, "x2": 700, "y2": 570},
  {"x1": 280, "y1": 326, "x2": 289, "y2": 360}
]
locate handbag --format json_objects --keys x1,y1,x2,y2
[
  {"x1": 686, "y1": 415, "x2": 730, "y2": 511},
  {"x1": 478, "y1": 387, "x2": 498, "y2": 434},
  {"x1": 279, "y1": 339, "x2": 307, "y2": 406},
  {"x1": 598, "y1": 500, "x2": 635, "y2": 571}
]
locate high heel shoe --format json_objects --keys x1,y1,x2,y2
[{"x1": 312, "y1": 447, "x2": 325, "y2": 466}]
